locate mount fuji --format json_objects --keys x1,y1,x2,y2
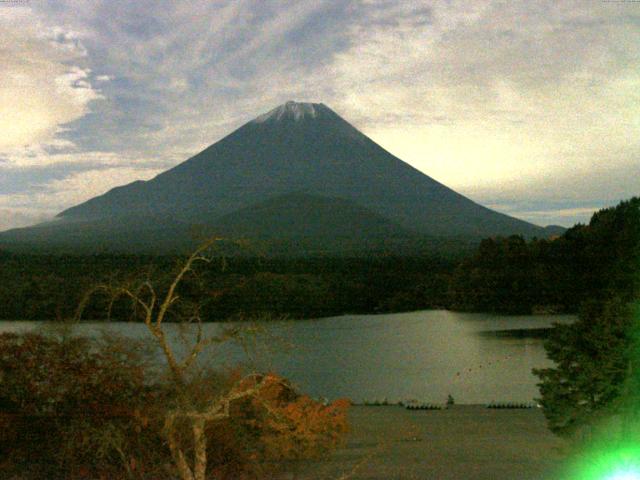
[{"x1": 0, "y1": 101, "x2": 555, "y2": 254}]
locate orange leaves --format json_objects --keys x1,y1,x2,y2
[
  {"x1": 224, "y1": 373, "x2": 351, "y2": 462},
  {"x1": 192, "y1": 372, "x2": 350, "y2": 478},
  {"x1": 259, "y1": 394, "x2": 350, "y2": 460}
]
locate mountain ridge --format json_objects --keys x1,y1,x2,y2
[{"x1": 2, "y1": 101, "x2": 557, "y2": 253}]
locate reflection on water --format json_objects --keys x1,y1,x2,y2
[{"x1": 0, "y1": 311, "x2": 575, "y2": 404}]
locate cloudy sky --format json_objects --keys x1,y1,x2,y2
[{"x1": 1, "y1": 0, "x2": 638, "y2": 231}]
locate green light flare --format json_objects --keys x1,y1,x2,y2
[
  {"x1": 564, "y1": 443, "x2": 640, "y2": 480},
  {"x1": 566, "y1": 301, "x2": 640, "y2": 480},
  {"x1": 567, "y1": 228, "x2": 640, "y2": 480},
  {"x1": 606, "y1": 471, "x2": 640, "y2": 480}
]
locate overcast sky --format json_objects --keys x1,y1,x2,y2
[{"x1": 1, "y1": 0, "x2": 638, "y2": 231}]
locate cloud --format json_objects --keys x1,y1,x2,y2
[
  {"x1": 0, "y1": 9, "x2": 102, "y2": 151},
  {"x1": 31, "y1": 166, "x2": 164, "y2": 208},
  {"x1": 322, "y1": 1, "x2": 640, "y2": 195},
  {"x1": 1, "y1": 0, "x2": 638, "y2": 230},
  {"x1": 483, "y1": 198, "x2": 603, "y2": 227},
  {"x1": 0, "y1": 165, "x2": 164, "y2": 231},
  {"x1": 462, "y1": 151, "x2": 640, "y2": 226},
  {"x1": 0, "y1": 208, "x2": 53, "y2": 232},
  {"x1": 509, "y1": 207, "x2": 600, "y2": 226},
  {"x1": 23, "y1": 0, "x2": 367, "y2": 161},
  {"x1": 0, "y1": 143, "x2": 169, "y2": 169}
]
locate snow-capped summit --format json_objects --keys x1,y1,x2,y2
[{"x1": 253, "y1": 101, "x2": 325, "y2": 123}]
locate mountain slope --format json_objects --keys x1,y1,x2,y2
[
  {"x1": 211, "y1": 192, "x2": 414, "y2": 240},
  {"x1": 1, "y1": 101, "x2": 550, "y2": 252}
]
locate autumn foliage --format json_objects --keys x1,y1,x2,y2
[
  {"x1": 242, "y1": 373, "x2": 349, "y2": 458},
  {"x1": 0, "y1": 332, "x2": 349, "y2": 479}
]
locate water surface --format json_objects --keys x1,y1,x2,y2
[{"x1": 0, "y1": 310, "x2": 574, "y2": 404}]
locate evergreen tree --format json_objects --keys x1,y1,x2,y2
[
  {"x1": 534, "y1": 298, "x2": 633, "y2": 435},
  {"x1": 533, "y1": 198, "x2": 640, "y2": 436}
]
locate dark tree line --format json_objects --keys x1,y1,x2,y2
[
  {"x1": 448, "y1": 198, "x2": 640, "y2": 314},
  {"x1": 1, "y1": 198, "x2": 638, "y2": 323},
  {"x1": 0, "y1": 252, "x2": 456, "y2": 321},
  {"x1": 532, "y1": 198, "x2": 640, "y2": 436}
]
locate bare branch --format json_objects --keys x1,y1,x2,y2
[
  {"x1": 181, "y1": 326, "x2": 240, "y2": 372},
  {"x1": 74, "y1": 284, "x2": 110, "y2": 322},
  {"x1": 156, "y1": 238, "x2": 220, "y2": 327},
  {"x1": 115, "y1": 287, "x2": 153, "y2": 320},
  {"x1": 164, "y1": 414, "x2": 195, "y2": 480},
  {"x1": 192, "y1": 417, "x2": 207, "y2": 480},
  {"x1": 77, "y1": 236, "x2": 301, "y2": 480}
]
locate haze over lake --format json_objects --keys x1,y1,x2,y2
[{"x1": 1, "y1": 310, "x2": 574, "y2": 404}]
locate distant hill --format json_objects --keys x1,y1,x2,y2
[
  {"x1": 0, "y1": 101, "x2": 555, "y2": 254},
  {"x1": 542, "y1": 225, "x2": 567, "y2": 237},
  {"x1": 212, "y1": 192, "x2": 412, "y2": 240}
]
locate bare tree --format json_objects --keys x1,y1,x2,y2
[{"x1": 76, "y1": 238, "x2": 290, "y2": 480}]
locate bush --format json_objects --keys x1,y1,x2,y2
[
  {"x1": 0, "y1": 331, "x2": 163, "y2": 478},
  {"x1": 0, "y1": 332, "x2": 349, "y2": 479}
]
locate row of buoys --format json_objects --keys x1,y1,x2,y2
[
  {"x1": 486, "y1": 402, "x2": 536, "y2": 409},
  {"x1": 356, "y1": 400, "x2": 538, "y2": 409},
  {"x1": 405, "y1": 402, "x2": 446, "y2": 410},
  {"x1": 357, "y1": 399, "x2": 446, "y2": 408},
  {"x1": 359, "y1": 399, "x2": 394, "y2": 406}
]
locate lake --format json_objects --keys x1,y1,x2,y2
[{"x1": 0, "y1": 310, "x2": 575, "y2": 404}]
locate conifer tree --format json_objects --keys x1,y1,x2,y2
[
  {"x1": 534, "y1": 298, "x2": 633, "y2": 435},
  {"x1": 534, "y1": 198, "x2": 640, "y2": 436}
]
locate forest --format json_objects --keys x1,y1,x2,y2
[
  {"x1": 0, "y1": 252, "x2": 455, "y2": 321},
  {"x1": 449, "y1": 197, "x2": 640, "y2": 313},
  {"x1": 0, "y1": 197, "x2": 638, "y2": 321}
]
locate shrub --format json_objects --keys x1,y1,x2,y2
[
  {"x1": 0, "y1": 332, "x2": 349, "y2": 479},
  {"x1": 0, "y1": 331, "x2": 165, "y2": 478}
]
